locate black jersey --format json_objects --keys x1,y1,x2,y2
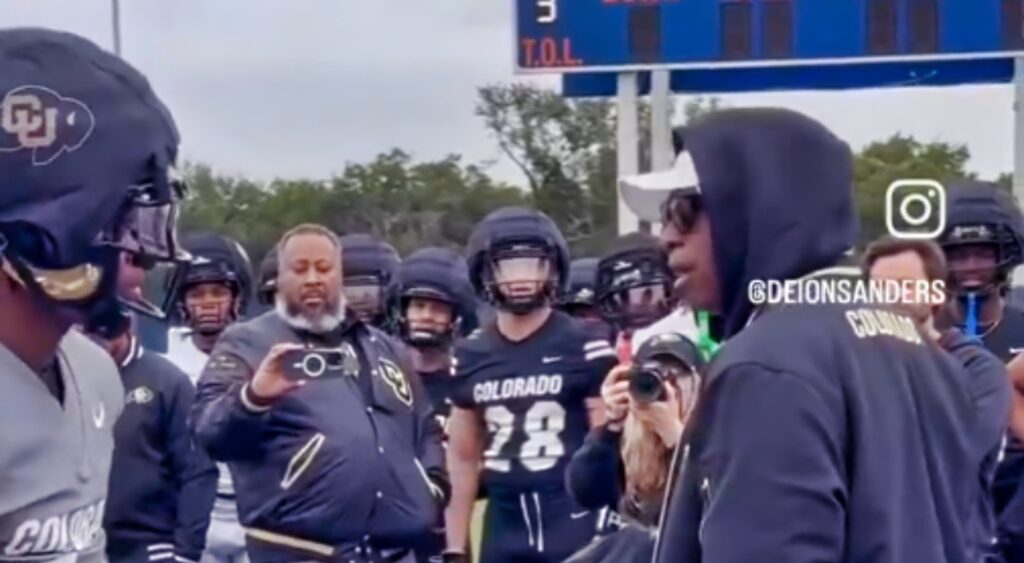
[
  {"x1": 978, "y1": 305, "x2": 1024, "y2": 514},
  {"x1": 981, "y1": 305, "x2": 1024, "y2": 363},
  {"x1": 421, "y1": 368, "x2": 455, "y2": 431},
  {"x1": 450, "y1": 311, "x2": 616, "y2": 493}
]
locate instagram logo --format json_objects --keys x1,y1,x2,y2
[{"x1": 885, "y1": 179, "x2": 946, "y2": 240}]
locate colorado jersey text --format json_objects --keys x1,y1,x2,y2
[{"x1": 450, "y1": 311, "x2": 616, "y2": 490}]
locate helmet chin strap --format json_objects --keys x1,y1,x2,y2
[{"x1": 963, "y1": 292, "x2": 980, "y2": 339}]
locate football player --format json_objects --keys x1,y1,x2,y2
[
  {"x1": 595, "y1": 233, "x2": 676, "y2": 361},
  {"x1": 254, "y1": 246, "x2": 278, "y2": 314},
  {"x1": 935, "y1": 181, "x2": 1024, "y2": 560},
  {"x1": 558, "y1": 258, "x2": 602, "y2": 323},
  {"x1": 91, "y1": 313, "x2": 218, "y2": 563},
  {"x1": 388, "y1": 247, "x2": 477, "y2": 562},
  {"x1": 340, "y1": 233, "x2": 400, "y2": 328},
  {"x1": 164, "y1": 232, "x2": 253, "y2": 563},
  {"x1": 389, "y1": 247, "x2": 477, "y2": 427},
  {"x1": 444, "y1": 207, "x2": 616, "y2": 563},
  {"x1": 0, "y1": 28, "x2": 187, "y2": 562}
]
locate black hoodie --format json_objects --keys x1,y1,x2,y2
[{"x1": 653, "y1": 108, "x2": 980, "y2": 563}]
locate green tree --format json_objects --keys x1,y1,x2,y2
[
  {"x1": 475, "y1": 83, "x2": 726, "y2": 256},
  {"x1": 476, "y1": 83, "x2": 614, "y2": 255},
  {"x1": 180, "y1": 151, "x2": 527, "y2": 260}
]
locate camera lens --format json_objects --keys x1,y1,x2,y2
[
  {"x1": 629, "y1": 368, "x2": 665, "y2": 403},
  {"x1": 301, "y1": 353, "x2": 327, "y2": 378}
]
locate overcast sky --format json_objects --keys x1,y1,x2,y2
[{"x1": 1, "y1": 0, "x2": 1016, "y2": 186}]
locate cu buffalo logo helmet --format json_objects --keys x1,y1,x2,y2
[{"x1": 0, "y1": 85, "x2": 95, "y2": 166}]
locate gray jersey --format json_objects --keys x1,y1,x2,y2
[{"x1": 0, "y1": 330, "x2": 124, "y2": 562}]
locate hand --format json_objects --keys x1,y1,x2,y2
[
  {"x1": 600, "y1": 364, "x2": 632, "y2": 423},
  {"x1": 631, "y1": 383, "x2": 684, "y2": 449},
  {"x1": 250, "y1": 343, "x2": 308, "y2": 401}
]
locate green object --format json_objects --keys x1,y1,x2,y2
[{"x1": 696, "y1": 310, "x2": 720, "y2": 361}]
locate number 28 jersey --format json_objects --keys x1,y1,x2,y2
[{"x1": 450, "y1": 311, "x2": 617, "y2": 491}]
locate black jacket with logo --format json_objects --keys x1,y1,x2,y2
[
  {"x1": 191, "y1": 311, "x2": 448, "y2": 562},
  {"x1": 104, "y1": 337, "x2": 218, "y2": 563}
]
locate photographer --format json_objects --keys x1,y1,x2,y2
[
  {"x1": 564, "y1": 333, "x2": 703, "y2": 563},
  {"x1": 192, "y1": 224, "x2": 447, "y2": 563}
]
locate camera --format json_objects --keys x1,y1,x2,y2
[
  {"x1": 281, "y1": 349, "x2": 346, "y2": 381},
  {"x1": 628, "y1": 360, "x2": 671, "y2": 404}
]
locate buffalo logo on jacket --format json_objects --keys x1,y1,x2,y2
[
  {"x1": 379, "y1": 359, "x2": 412, "y2": 406},
  {"x1": 126, "y1": 386, "x2": 154, "y2": 405}
]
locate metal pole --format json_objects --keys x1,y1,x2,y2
[
  {"x1": 1015, "y1": 57, "x2": 1024, "y2": 203},
  {"x1": 111, "y1": 0, "x2": 122, "y2": 56},
  {"x1": 616, "y1": 72, "x2": 640, "y2": 235},
  {"x1": 1013, "y1": 57, "x2": 1024, "y2": 286},
  {"x1": 649, "y1": 69, "x2": 674, "y2": 234}
]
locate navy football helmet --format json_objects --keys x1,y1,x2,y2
[
  {"x1": 466, "y1": 207, "x2": 570, "y2": 315},
  {"x1": 558, "y1": 257, "x2": 600, "y2": 319},
  {"x1": 340, "y1": 233, "x2": 400, "y2": 327},
  {"x1": 256, "y1": 246, "x2": 278, "y2": 306},
  {"x1": 388, "y1": 247, "x2": 477, "y2": 348},
  {"x1": 939, "y1": 181, "x2": 1024, "y2": 297},
  {"x1": 596, "y1": 233, "x2": 675, "y2": 331},
  {"x1": 171, "y1": 232, "x2": 253, "y2": 330},
  {"x1": 0, "y1": 29, "x2": 187, "y2": 337}
]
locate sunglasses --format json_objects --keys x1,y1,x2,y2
[{"x1": 660, "y1": 189, "x2": 703, "y2": 234}]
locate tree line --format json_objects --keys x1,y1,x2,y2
[{"x1": 178, "y1": 83, "x2": 1013, "y2": 264}]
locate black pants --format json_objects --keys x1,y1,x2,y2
[{"x1": 480, "y1": 490, "x2": 598, "y2": 563}]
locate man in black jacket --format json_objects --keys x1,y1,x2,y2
[
  {"x1": 622, "y1": 108, "x2": 981, "y2": 563},
  {"x1": 92, "y1": 317, "x2": 218, "y2": 563},
  {"x1": 192, "y1": 224, "x2": 447, "y2": 563}
]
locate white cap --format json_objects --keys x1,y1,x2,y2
[{"x1": 619, "y1": 150, "x2": 702, "y2": 223}]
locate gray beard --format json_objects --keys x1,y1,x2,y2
[{"x1": 275, "y1": 294, "x2": 347, "y2": 334}]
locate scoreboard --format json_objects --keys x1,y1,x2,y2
[{"x1": 515, "y1": 0, "x2": 1024, "y2": 73}]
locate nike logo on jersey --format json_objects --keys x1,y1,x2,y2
[
  {"x1": 542, "y1": 356, "x2": 562, "y2": 364},
  {"x1": 571, "y1": 511, "x2": 590, "y2": 519},
  {"x1": 91, "y1": 403, "x2": 106, "y2": 429},
  {"x1": 1010, "y1": 347, "x2": 1024, "y2": 356}
]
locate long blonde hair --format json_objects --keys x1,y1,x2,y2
[{"x1": 620, "y1": 373, "x2": 700, "y2": 508}]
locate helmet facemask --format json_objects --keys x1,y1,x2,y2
[
  {"x1": 484, "y1": 242, "x2": 558, "y2": 315},
  {"x1": 942, "y1": 223, "x2": 1023, "y2": 298},
  {"x1": 343, "y1": 274, "x2": 387, "y2": 325},
  {"x1": 400, "y1": 289, "x2": 459, "y2": 349},
  {"x1": 0, "y1": 172, "x2": 188, "y2": 338}
]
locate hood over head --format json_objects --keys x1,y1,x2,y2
[{"x1": 622, "y1": 108, "x2": 857, "y2": 337}]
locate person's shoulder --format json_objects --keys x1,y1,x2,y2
[
  {"x1": 454, "y1": 323, "x2": 493, "y2": 354},
  {"x1": 1002, "y1": 303, "x2": 1024, "y2": 326},
  {"x1": 61, "y1": 328, "x2": 124, "y2": 412},
  {"x1": 60, "y1": 328, "x2": 117, "y2": 372},
  {"x1": 215, "y1": 310, "x2": 287, "y2": 351},
  {"x1": 538, "y1": 310, "x2": 606, "y2": 347},
  {"x1": 135, "y1": 348, "x2": 193, "y2": 386},
  {"x1": 717, "y1": 302, "x2": 924, "y2": 380}
]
